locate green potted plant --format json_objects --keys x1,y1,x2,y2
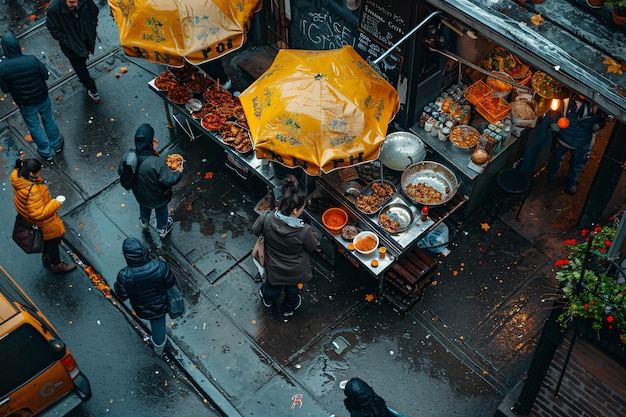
[
  {"x1": 607, "y1": 0, "x2": 626, "y2": 25},
  {"x1": 554, "y1": 220, "x2": 626, "y2": 344}
]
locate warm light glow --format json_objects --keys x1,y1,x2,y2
[{"x1": 550, "y1": 99, "x2": 561, "y2": 112}]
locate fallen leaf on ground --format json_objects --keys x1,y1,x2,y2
[
  {"x1": 365, "y1": 293, "x2": 375, "y2": 302},
  {"x1": 25, "y1": 134, "x2": 32, "y2": 142},
  {"x1": 530, "y1": 14, "x2": 543, "y2": 26},
  {"x1": 204, "y1": 171, "x2": 214, "y2": 179},
  {"x1": 480, "y1": 223, "x2": 490, "y2": 231}
]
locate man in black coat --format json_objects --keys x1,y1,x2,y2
[
  {"x1": 131, "y1": 123, "x2": 183, "y2": 238},
  {"x1": 46, "y1": 0, "x2": 102, "y2": 102},
  {"x1": 0, "y1": 32, "x2": 64, "y2": 161},
  {"x1": 114, "y1": 237, "x2": 177, "y2": 356}
]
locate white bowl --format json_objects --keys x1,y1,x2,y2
[{"x1": 353, "y1": 231, "x2": 379, "y2": 256}]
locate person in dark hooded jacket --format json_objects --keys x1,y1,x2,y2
[
  {"x1": 46, "y1": 0, "x2": 101, "y2": 102},
  {"x1": 114, "y1": 237, "x2": 176, "y2": 356},
  {"x1": 0, "y1": 32, "x2": 63, "y2": 161},
  {"x1": 548, "y1": 94, "x2": 605, "y2": 195},
  {"x1": 254, "y1": 176, "x2": 319, "y2": 321},
  {"x1": 343, "y1": 378, "x2": 394, "y2": 417},
  {"x1": 130, "y1": 123, "x2": 183, "y2": 238}
]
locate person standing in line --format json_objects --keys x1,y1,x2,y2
[
  {"x1": 548, "y1": 94, "x2": 604, "y2": 195},
  {"x1": 46, "y1": 0, "x2": 102, "y2": 103},
  {"x1": 114, "y1": 237, "x2": 176, "y2": 356},
  {"x1": 343, "y1": 377, "x2": 394, "y2": 417},
  {"x1": 0, "y1": 32, "x2": 64, "y2": 161},
  {"x1": 130, "y1": 123, "x2": 183, "y2": 238},
  {"x1": 10, "y1": 157, "x2": 77, "y2": 273},
  {"x1": 255, "y1": 176, "x2": 319, "y2": 322}
]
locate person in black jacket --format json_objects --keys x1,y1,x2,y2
[
  {"x1": 343, "y1": 378, "x2": 394, "y2": 417},
  {"x1": 0, "y1": 32, "x2": 64, "y2": 161},
  {"x1": 114, "y1": 237, "x2": 176, "y2": 356},
  {"x1": 46, "y1": 0, "x2": 102, "y2": 103},
  {"x1": 131, "y1": 123, "x2": 183, "y2": 238},
  {"x1": 547, "y1": 94, "x2": 605, "y2": 195}
]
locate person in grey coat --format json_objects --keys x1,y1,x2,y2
[
  {"x1": 114, "y1": 237, "x2": 176, "y2": 356},
  {"x1": 131, "y1": 123, "x2": 183, "y2": 238},
  {"x1": 254, "y1": 176, "x2": 319, "y2": 321}
]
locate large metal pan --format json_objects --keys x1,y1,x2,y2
[
  {"x1": 379, "y1": 131, "x2": 426, "y2": 171},
  {"x1": 401, "y1": 161, "x2": 458, "y2": 206}
]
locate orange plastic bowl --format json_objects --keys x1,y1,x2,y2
[{"x1": 322, "y1": 207, "x2": 348, "y2": 234}]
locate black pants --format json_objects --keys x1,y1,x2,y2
[
  {"x1": 68, "y1": 57, "x2": 97, "y2": 93},
  {"x1": 44, "y1": 237, "x2": 62, "y2": 266}
]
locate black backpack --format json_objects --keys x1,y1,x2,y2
[{"x1": 118, "y1": 149, "x2": 139, "y2": 190}]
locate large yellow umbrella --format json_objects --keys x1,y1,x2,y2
[
  {"x1": 108, "y1": 0, "x2": 262, "y2": 67},
  {"x1": 238, "y1": 46, "x2": 400, "y2": 176}
]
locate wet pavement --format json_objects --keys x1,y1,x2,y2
[{"x1": 0, "y1": 3, "x2": 596, "y2": 416}]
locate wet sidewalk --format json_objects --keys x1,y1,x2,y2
[{"x1": 0, "y1": 5, "x2": 568, "y2": 416}]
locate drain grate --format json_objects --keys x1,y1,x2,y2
[{"x1": 331, "y1": 336, "x2": 351, "y2": 355}]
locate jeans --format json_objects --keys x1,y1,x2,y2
[
  {"x1": 68, "y1": 57, "x2": 97, "y2": 93},
  {"x1": 19, "y1": 96, "x2": 62, "y2": 157},
  {"x1": 547, "y1": 142, "x2": 588, "y2": 188},
  {"x1": 261, "y1": 281, "x2": 300, "y2": 312},
  {"x1": 139, "y1": 204, "x2": 169, "y2": 230},
  {"x1": 43, "y1": 237, "x2": 62, "y2": 266},
  {"x1": 149, "y1": 316, "x2": 167, "y2": 346}
]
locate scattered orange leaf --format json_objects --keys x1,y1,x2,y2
[
  {"x1": 56, "y1": 96, "x2": 62, "y2": 101},
  {"x1": 480, "y1": 223, "x2": 490, "y2": 231},
  {"x1": 25, "y1": 134, "x2": 32, "y2": 142},
  {"x1": 365, "y1": 293, "x2": 375, "y2": 302},
  {"x1": 29, "y1": 14, "x2": 37, "y2": 21},
  {"x1": 297, "y1": 283, "x2": 303, "y2": 289},
  {"x1": 530, "y1": 14, "x2": 543, "y2": 26},
  {"x1": 453, "y1": 270, "x2": 459, "y2": 276},
  {"x1": 204, "y1": 171, "x2": 214, "y2": 179},
  {"x1": 120, "y1": 67, "x2": 128, "y2": 73},
  {"x1": 115, "y1": 73, "x2": 120, "y2": 78},
  {"x1": 603, "y1": 56, "x2": 623, "y2": 74}
]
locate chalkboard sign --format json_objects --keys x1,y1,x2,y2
[
  {"x1": 358, "y1": 0, "x2": 412, "y2": 52},
  {"x1": 355, "y1": 31, "x2": 403, "y2": 86},
  {"x1": 290, "y1": 1, "x2": 359, "y2": 50}
]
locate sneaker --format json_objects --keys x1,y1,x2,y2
[
  {"x1": 53, "y1": 136, "x2": 65, "y2": 153},
  {"x1": 88, "y1": 90, "x2": 103, "y2": 103},
  {"x1": 283, "y1": 295, "x2": 302, "y2": 322},
  {"x1": 51, "y1": 261, "x2": 77, "y2": 273},
  {"x1": 158, "y1": 217, "x2": 174, "y2": 238},
  {"x1": 42, "y1": 254, "x2": 52, "y2": 270},
  {"x1": 253, "y1": 271, "x2": 265, "y2": 283},
  {"x1": 220, "y1": 79, "x2": 232, "y2": 90},
  {"x1": 259, "y1": 289, "x2": 272, "y2": 308},
  {"x1": 38, "y1": 152, "x2": 54, "y2": 162},
  {"x1": 141, "y1": 221, "x2": 150, "y2": 231}
]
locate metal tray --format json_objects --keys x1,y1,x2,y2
[
  {"x1": 354, "y1": 180, "x2": 397, "y2": 215},
  {"x1": 401, "y1": 161, "x2": 458, "y2": 206},
  {"x1": 379, "y1": 203, "x2": 414, "y2": 234}
]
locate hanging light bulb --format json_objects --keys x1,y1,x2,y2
[{"x1": 550, "y1": 99, "x2": 561, "y2": 112}]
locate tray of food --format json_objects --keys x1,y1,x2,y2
[
  {"x1": 167, "y1": 85, "x2": 191, "y2": 104},
  {"x1": 154, "y1": 71, "x2": 179, "y2": 91},
  {"x1": 165, "y1": 153, "x2": 184, "y2": 170},
  {"x1": 201, "y1": 113, "x2": 227, "y2": 131},
  {"x1": 168, "y1": 64, "x2": 199, "y2": 81},
  {"x1": 354, "y1": 180, "x2": 397, "y2": 215},
  {"x1": 190, "y1": 102, "x2": 215, "y2": 119},
  {"x1": 184, "y1": 75, "x2": 216, "y2": 94},
  {"x1": 378, "y1": 203, "x2": 414, "y2": 234},
  {"x1": 531, "y1": 71, "x2": 563, "y2": 99},
  {"x1": 217, "y1": 121, "x2": 253, "y2": 154},
  {"x1": 401, "y1": 162, "x2": 458, "y2": 206},
  {"x1": 449, "y1": 125, "x2": 480, "y2": 150},
  {"x1": 474, "y1": 95, "x2": 511, "y2": 124},
  {"x1": 203, "y1": 84, "x2": 233, "y2": 106},
  {"x1": 465, "y1": 80, "x2": 493, "y2": 106}
]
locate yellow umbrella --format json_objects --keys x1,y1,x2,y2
[
  {"x1": 108, "y1": 0, "x2": 262, "y2": 67},
  {"x1": 238, "y1": 46, "x2": 400, "y2": 176}
]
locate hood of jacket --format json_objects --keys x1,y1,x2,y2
[
  {"x1": 134, "y1": 123, "x2": 156, "y2": 156},
  {"x1": 344, "y1": 378, "x2": 375, "y2": 408},
  {"x1": 122, "y1": 237, "x2": 150, "y2": 267},
  {"x1": 1, "y1": 32, "x2": 22, "y2": 59}
]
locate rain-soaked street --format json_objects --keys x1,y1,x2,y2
[{"x1": 0, "y1": 2, "x2": 589, "y2": 416}]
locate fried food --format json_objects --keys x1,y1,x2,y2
[
  {"x1": 184, "y1": 75, "x2": 215, "y2": 93},
  {"x1": 166, "y1": 153, "x2": 184, "y2": 170},
  {"x1": 201, "y1": 113, "x2": 226, "y2": 131},
  {"x1": 167, "y1": 85, "x2": 191, "y2": 104},
  {"x1": 405, "y1": 182, "x2": 443, "y2": 205},
  {"x1": 168, "y1": 64, "x2": 199, "y2": 81},
  {"x1": 379, "y1": 213, "x2": 400, "y2": 233},
  {"x1": 449, "y1": 126, "x2": 480, "y2": 148},
  {"x1": 154, "y1": 71, "x2": 178, "y2": 91}
]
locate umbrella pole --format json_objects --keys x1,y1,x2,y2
[{"x1": 380, "y1": 162, "x2": 384, "y2": 183}]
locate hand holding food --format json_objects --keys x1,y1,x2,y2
[{"x1": 166, "y1": 154, "x2": 184, "y2": 170}]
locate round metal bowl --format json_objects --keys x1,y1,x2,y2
[
  {"x1": 448, "y1": 125, "x2": 480, "y2": 150},
  {"x1": 379, "y1": 203, "x2": 414, "y2": 234},
  {"x1": 379, "y1": 131, "x2": 426, "y2": 171},
  {"x1": 401, "y1": 161, "x2": 458, "y2": 206}
]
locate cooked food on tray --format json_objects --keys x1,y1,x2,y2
[
  {"x1": 511, "y1": 99, "x2": 536, "y2": 120},
  {"x1": 166, "y1": 153, "x2": 184, "y2": 170},
  {"x1": 531, "y1": 71, "x2": 562, "y2": 99},
  {"x1": 154, "y1": 71, "x2": 178, "y2": 91},
  {"x1": 167, "y1": 85, "x2": 191, "y2": 104},
  {"x1": 482, "y1": 47, "x2": 517, "y2": 73},
  {"x1": 449, "y1": 125, "x2": 480, "y2": 148},
  {"x1": 355, "y1": 180, "x2": 396, "y2": 214},
  {"x1": 379, "y1": 213, "x2": 400, "y2": 234},
  {"x1": 168, "y1": 64, "x2": 199, "y2": 80},
  {"x1": 371, "y1": 181, "x2": 395, "y2": 197},
  {"x1": 201, "y1": 113, "x2": 227, "y2": 131},
  {"x1": 486, "y1": 74, "x2": 513, "y2": 93},
  {"x1": 184, "y1": 75, "x2": 215, "y2": 93},
  {"x1": 190, "y1": 102, "x2": 215, "y2": 119},
  {"x1": 405, "y1": 182, "x2": 445, "y2": 205},
  {"x1": 356, "y1": 194, "x2": 382, "y2": 214},
  {"x1": 218, "y1": 121, "x2": 252, "y2": 153},
  {"x1": 203, "y1": 85, "x2": 233, "y2": 105}
]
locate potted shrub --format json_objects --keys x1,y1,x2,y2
[{"x1": 607, "y1": 0, "x2": 626, "y2": 25}]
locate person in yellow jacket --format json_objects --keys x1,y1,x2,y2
[{"x1": 10, "y1": 157, "x2": 77, "y2": 273}]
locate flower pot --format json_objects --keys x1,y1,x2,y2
[
  {"x1": 613, "y1": 6, "x2": 626, "y2": 26},
  {"x1": 586, "y1": 0, "x2": 604, "y2": 7}
]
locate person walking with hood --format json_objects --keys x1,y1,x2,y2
[
  {"x1": 343, "y1": 377, "x2": 394, "y2": 417},
  {"x1": 10, "y1": 156, "x2": 76, "y2": 273},
  {"x1": 130, "y1": 123, "x2": 183, "y2": 238},
  {"x1": 114, "y1": 237, "x2": 177, "y2": 356},
  {"x1": 0, "y1": 32, "x2": 64, "y2": 161},
  {"x1": 46, "y1": 0, "x2": 102, "y2": 103}
]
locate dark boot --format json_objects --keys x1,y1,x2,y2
[
  {"x1": 51, "y1": 261, "x2": 77, "y2": 273},
  {"x1": 42, "y1": 254, "x2": 52, "y2": 269}
]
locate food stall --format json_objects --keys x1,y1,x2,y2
[{"x1": 149, "y1": 63, "x2": 468, "y2": 312}]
